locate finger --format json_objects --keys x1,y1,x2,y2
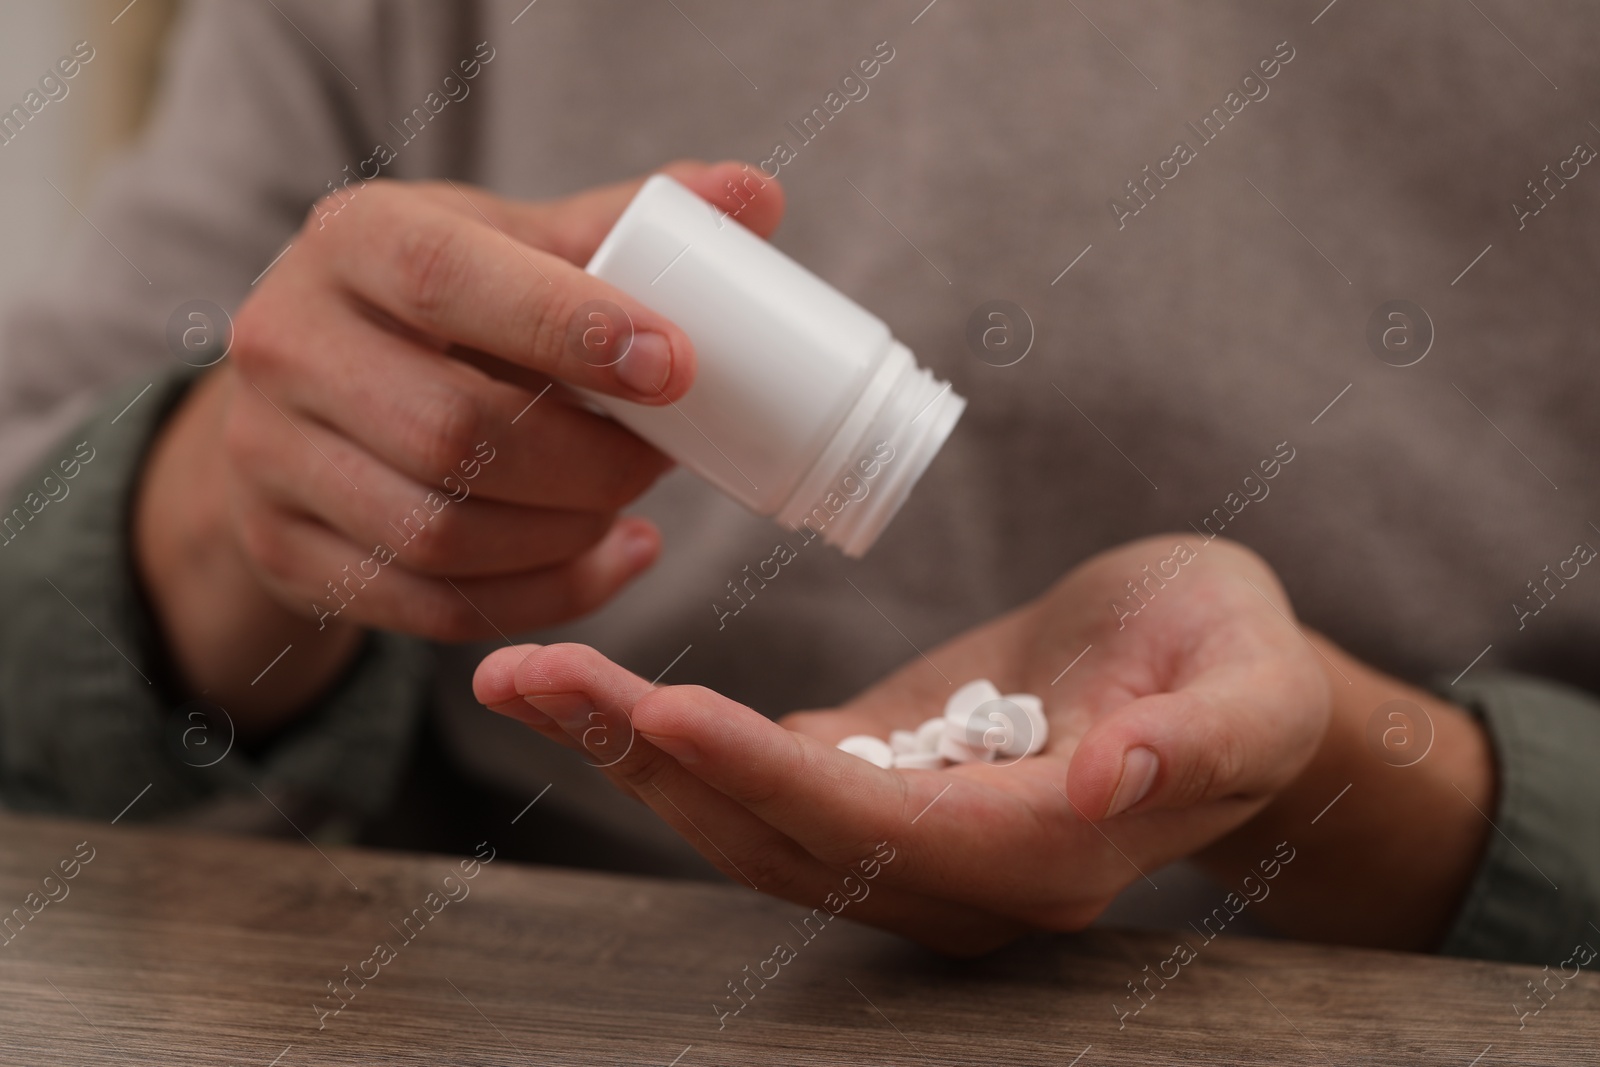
[
  {"x1": 320, "y1": 183, "x2": 694, "y2": 401},
  {"x1": 235, "y1": 503, "x2": 659, "y2": 641},
  {"x1": 232, "y1": 306, "x2": 672, "y2": 510},
  {"x1": 630, "y1": 681, "x2": 977, "y2": 867},
  {"x1": 472, "y1": 644, "x2": 1011, "y2": 954},
  {"x1": 475, "y1": 644, "x2": 870, "y2": 893},
  {"x1": 234, "y1": 389, "x2": 615, "y2": 576},
  {"x1": 630, "y1": 678, "x2": 1101, "y2": 923},
  {"x1": 433, "y1": 159, "x2": 786, "y2": 265},
  {"x1": 1055, "y1": 541, "x2": 1331, "y2": 820},
  {"x1": 1065, "y1": 653, "x2": 1329, "y2": 821}
]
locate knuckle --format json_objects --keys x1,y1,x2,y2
[
  {"x1": 619, "y1": 744, "x2": 676, "y2": 795},
  {"x1": 412, "y1": 389, "x2": 485, "y2": 481},
  {"x1": 229, "y1": 298, "x2": 289, "y2": 378},
  {"x1": 730, "y1": 772, "x2": 784, "y2": 812},
  {"x1": 1207, "y1": 727, "x2": 1248, "y2": 799},
  {"x1": 523, "y1": 290, "x2": 572, "y2": 377},
  {"x1": 1164, "y1": 758, "x2": 1210, "y2": 809},
  {"x1": 1170, "y1": 731, "x2": 1235, "y2": 807},
  {"x1": 393, "y1": 216, "x2": 469, "y2": 325},
  {"x1": 394, "y1": 505, "x2": 464, "y2": 572},
  {"x1": 520, "y1": 642, "x2": 605, "y2": 695}
]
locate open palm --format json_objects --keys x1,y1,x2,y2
[{"x1": 474, "y1": 536, "x2": 1330, "y2": 953}]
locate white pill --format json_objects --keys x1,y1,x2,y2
[
  {"x1": 914, "y1": 717, "x2": 946, "y2": 752},
  {"x1": 937, "y1": 732, "x2": 988, "y2": 764},
  {"x1": 889, "y1": 729, "x2": 920, "y2": 755},
  {"x1": 1001, "y1": 693, "x2": 1049, "y2": 757},
  {"x1": 944, "y1": 679, "x2": 1003, "y2": 725},
  {"x1": 836, "y1": 734, "x2": 894, "y2": 769},
  {"x1": 892, "y1": 751, "x2": 945, "y2": 770},
  {"x1": 975, "y1": 705, "x2": 1016, "y2": 756},
  {"x1": 945, "y1": 679, "x2": 1006, "y2": 749}
]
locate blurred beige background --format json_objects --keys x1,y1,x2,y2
[{"x1": 0, "y1": 0, "x2": 176, "y2": 304}]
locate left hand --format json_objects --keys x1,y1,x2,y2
[{"x1": 473, "y1": 536, "x2": 1331, "y2": 953}]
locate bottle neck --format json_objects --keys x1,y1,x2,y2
[{"x1": 776, "y1": 341, "x2": 965, "y2": 558}]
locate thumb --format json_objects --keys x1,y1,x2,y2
[{"x1": 1064, "y1": 683, "x2": 1307, "y2": 821}]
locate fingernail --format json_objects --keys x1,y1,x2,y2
[
  {"x1": 641, "y1": 732, "x2": 700, "y2": 765},
  {"x1": 616, "y1": 331, "x2": 673, "y2": 397},
  {"x1": 1106, "y1": 746, "x2": 1159, "y2": 818}
]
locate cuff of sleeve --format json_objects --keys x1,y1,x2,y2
[
  {"x1": 0, "y1": 369, "x2": 429, "y2": 827},
  {"x1": 1434, "y1": 671, "x2": 1600, "y2": 964}
]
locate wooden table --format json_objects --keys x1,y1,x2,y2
[{"x1": 0, "y1": 812, "x2": 1593, "y2": 1066}]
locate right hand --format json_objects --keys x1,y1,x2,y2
[{"x1": 135, "y1": 162, "x2": 783, "y2": 722}]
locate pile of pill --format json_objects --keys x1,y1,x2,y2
[{"x1": 834, "y1": 679, "x2": 1048, "y2": 769}]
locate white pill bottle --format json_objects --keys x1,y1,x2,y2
[{"x1": 583, "y1": 175, "x2": 965, "y2": 558}]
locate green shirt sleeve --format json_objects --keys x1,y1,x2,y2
[
  {"x1": 1437, "y1": 671, "x2": 1600, "y2": 965},
  {"x1": 0, "y1": 370, "x2": 430, "y2": 829}
]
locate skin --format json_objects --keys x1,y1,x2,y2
[
  {"x1": 1195, "y1": 634, "x2": 1494, "y2": 952},
  {"x1": 132, "y1": 161, "x2": 785, "y2": 736},
  {"x1": 474, "y1": 536, "x2": 1494, "y2": 955},
  {"x1": 134, "y1": 162, "x2": 1493, "y2": 950}
]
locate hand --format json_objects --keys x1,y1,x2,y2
[
  {"x1": 1193, "y1": 632, "x2": 1494, "y2": 952},
  {"x1": 473, "y1": 536, "x2": 1331, "y2": 953},
  {"x1": 134, "y1": 162, "x2": 785, "y2": 731}
]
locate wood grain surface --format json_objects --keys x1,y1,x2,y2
[{"x1": 0, "y1": 811, "x2": 1592, "y2": 1066}]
